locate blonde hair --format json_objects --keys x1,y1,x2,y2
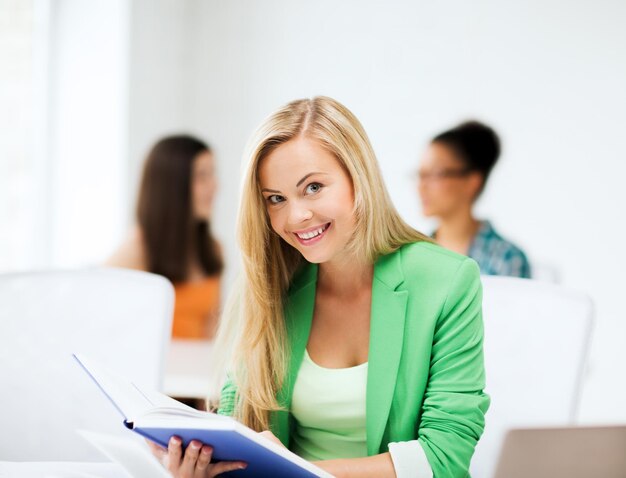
[{"x1": 217, "y1": 96, "x2": 430, "y2": 431}]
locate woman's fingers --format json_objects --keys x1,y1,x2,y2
[
  {"x1": 163, "y1": 436, "x2": 246, "y2": 478},
  {"x1": 179, "y1": 440, "x2": 202, "y2": 476},
  {"x1": 208, "y1": 461, "x2": 247, "y2": 477},
  {"x1": 195, "y1": 445, "x2": 212, "y2": 472},
  {"x1": 167, "y1": 436, "x2": 183, "y2": 471}
]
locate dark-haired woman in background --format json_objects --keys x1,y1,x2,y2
[
  {"x1": 108, "y1": 135, "x2": 224, "y2": 338},
  {"x1": 418, "y1": 121, "x2": 531, "y2": 278}
]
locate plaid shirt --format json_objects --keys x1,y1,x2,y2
[{"x1": 467, "y1": 220, "x2": 531, "y2": 278}]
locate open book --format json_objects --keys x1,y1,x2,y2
[{"x1": 74, "y1": 354, "x2": 334, "y2": 478}]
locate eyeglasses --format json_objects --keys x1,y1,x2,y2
[{"x1": 415, "y1": 168, "x2": 472, "y2": 181}]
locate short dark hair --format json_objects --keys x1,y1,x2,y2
[
  {"x1": 432, "y1": 120, "x2": 501, "y2": 194},
  {"x1": 136, "y1": 135, "x2": 223, "y2": 283}
]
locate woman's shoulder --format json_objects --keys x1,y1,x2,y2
[
  {"x1": 395, "y1": 241, "x2": 480, "y2": 288},
  {"x1": 398, "y1": 240, "x2": 472, "y2": 268}
]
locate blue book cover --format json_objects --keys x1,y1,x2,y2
[{"x1": 74, "y1": 354, "x2": 333, "y2": 477}]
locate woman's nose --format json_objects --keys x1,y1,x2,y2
[{"x1": 288, "y1": 200, "x2": 313, "y2": 224}]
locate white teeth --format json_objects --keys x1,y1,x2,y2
[{"x1": 296, "y1": 224, "x2": 327, "y2": 240}]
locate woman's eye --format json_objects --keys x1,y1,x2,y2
[
  {"x1": 267, "y1": 195, "x2": 285, "y2": 204},
  {"x1": 305, "y1": 182, "x2": 322, "y2": 195}
]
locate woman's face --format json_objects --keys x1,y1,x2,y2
[
  {"x1": 258, "y1": 136, "x2": 356, "y2": 266},
  {"x1": 418, "y1": 142, "x2": 479, "y2": 218},
  {"x1": 192, "y1": 150, "x2": 217, "y2": 220}
]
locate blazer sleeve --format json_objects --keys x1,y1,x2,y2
[
  {"x1": 417, "y1": 257, "x2": 490, "y2": 477},
  {"x1": 217, "y1": 377, "x2": 237, "y2": 417}
]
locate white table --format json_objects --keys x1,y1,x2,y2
[
  {"x1": 0, "y1": 430, "x2": 175, "y2": 478},
  {"x1": 0, "y1": 462, "x2": 128, "y2": 478}
]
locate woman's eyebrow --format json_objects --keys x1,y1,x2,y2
[
  {"x1": 296, "y1": 172, "x2": 326, "y2": 187},
  {"x1": 261, "y1": 172, "x2": 328, "y2": 193}
]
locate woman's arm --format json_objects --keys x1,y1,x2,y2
[
  {"x1": 416, "y1": 258, "x2": 490, "y2": 477},
  {"x1": 314, "y1": 453, "x2": 396, "y2": 478},
  {"x1": 216, "y1": 376, "x2": 237, "y2": 416}
]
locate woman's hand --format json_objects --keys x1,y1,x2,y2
[{"x1": 147, "y1": 436, "x2": 247, "y2": 477}]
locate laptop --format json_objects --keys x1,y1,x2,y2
[{"x1": 493, "y1": 426, "x2": 626, "y2": 478}]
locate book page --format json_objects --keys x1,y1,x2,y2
[
  {"x1": 73, "y1": 353, "x2": 157, "y2": 421},
  {"x1": 139, "y1": 386, "x2": 199, "y2": 412},
  {"x1": 74, "y1": 353, "x2": 228, "y2": 423}
]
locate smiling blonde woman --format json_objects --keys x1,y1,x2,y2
[{"x1": 158, "y1": 97, "x2": 490, "y2": 478}]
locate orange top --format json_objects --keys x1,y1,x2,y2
[{"x1": 172, "y1": 276, "x2": 221, "y2": 339}]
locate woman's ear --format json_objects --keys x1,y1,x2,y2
[{"x1": 467, "y1": 171, "x2": 485, "y2": 202}]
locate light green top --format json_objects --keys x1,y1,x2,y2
[{"x1": 290, "y1": 349, "x2": 368, "y2": 461}]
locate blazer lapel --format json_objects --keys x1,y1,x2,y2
[{"x1": 366, "y1": 250, "x2": 408, "y2": 455}]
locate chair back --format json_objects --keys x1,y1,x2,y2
[
  {"x1": 0, "y1": 267, "x2": 174, "y2": 460},
  {"x1": 471, "y1": 276, "x2": 594, "y2": 478}
]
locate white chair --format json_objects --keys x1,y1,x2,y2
[
  {"x1": 470, "y1": 276, "x2": 594, "y2": 478},
  {"x1": 530, "y1": 260, "x2": 561, "y2": 283},
  {"x1": 0, "y1": 267, "x2": 174, "y2": 461}
]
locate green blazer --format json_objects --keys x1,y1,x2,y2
[{"x1": 219, "y1": 242, "x2": 490, "y2": 477}]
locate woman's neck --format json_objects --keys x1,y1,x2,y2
[
  {"x1": 436, "y1": 209, "x2": 481, "y2": 255},
  {"x1": 317, "y1": 256, "x2": 373, "y2": 299}
]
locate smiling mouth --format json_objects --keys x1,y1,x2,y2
[{"x1": 293, "y1": 223, "x2": 331, "y2": 245}]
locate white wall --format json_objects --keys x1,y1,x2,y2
[
  {"x1": 181, "y1": 0, "x2": 626, "y2": 423},
  {"x1": 33, "y1": 0, "x2": 195, "y2": 266},
  {"x1": 126, "y1": 0, "x2": 199, "y2": 204},
  {"x1": 46, "y1": 0, "x2": 129, "y2": 267},
  {"x1": 0, "y1": 0, "x2": 38, "y2": 270}
]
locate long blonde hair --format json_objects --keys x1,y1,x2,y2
[{"x1": 218, "y1": 96, "x2": 430, "y2": 431}]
